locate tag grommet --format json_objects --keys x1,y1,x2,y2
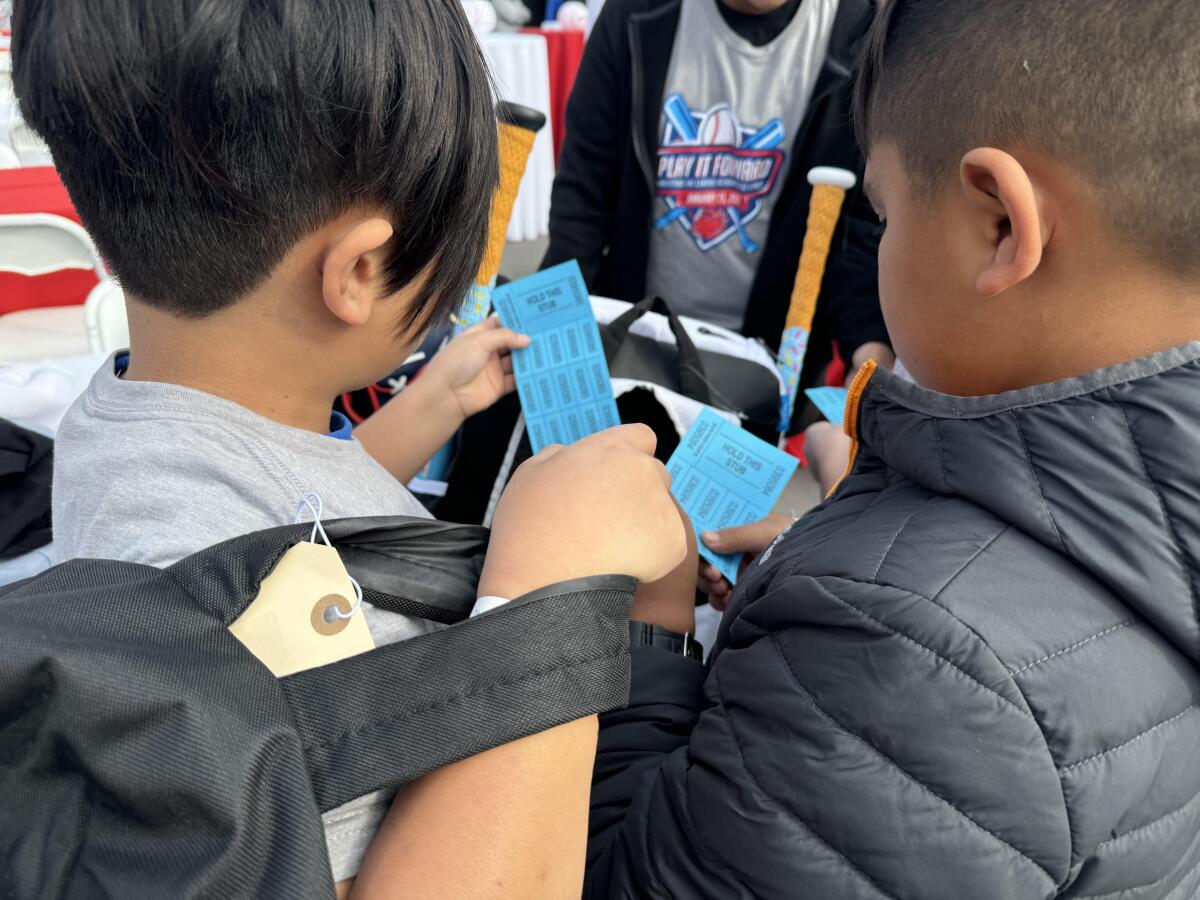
[{"x1": 311, "y1": 593, "x2": 353, "y2": 636}]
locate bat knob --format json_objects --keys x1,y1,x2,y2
[
  {"x1": 807, "y1": 167, "x2": 857, "y2": 190},
  {"x1": 497, "y1": 101, "x2": 547, "y2": 135}
]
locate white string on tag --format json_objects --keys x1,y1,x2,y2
[{"x1": 293, "y1": 491, "x2": 364, "y2": 621}]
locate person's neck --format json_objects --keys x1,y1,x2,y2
[
  {"x1": 981, "y1": 267, "x2": 1199, "y2": 395},
  {"x1": 123, "y1": 299, "x2": 340, "y2": 434},
  {"x1": 719, "y1": 0, "x2": 790, "y2": 14}
]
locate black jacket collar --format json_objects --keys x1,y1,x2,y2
[{"x1": 856, "y1": 342, "x2": 1200, "y2": 662}]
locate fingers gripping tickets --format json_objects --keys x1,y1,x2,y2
[
  {"x1": 493, "y1": 261, "x2": 622, "y2": 452},
  {"x1": 481, "y1": 425, "x2": 688, "y2": 599},
  {"x1": 667, "y1": 409, "x2": 798, "y2": 585}
]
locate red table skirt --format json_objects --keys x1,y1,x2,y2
[
  {"x1": 0, "y1": 167, "x2": 99, "y2": 315},
  {"x1": 520, "y1": 27, "x2": 586, "y2": 165}
]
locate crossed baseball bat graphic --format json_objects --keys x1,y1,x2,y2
[{"x1": 653, "y1": 93, "x2": 784, "y2": 254}]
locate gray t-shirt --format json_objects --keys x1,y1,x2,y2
[
  {"x1": 645, "y1": 0, "x2": 839, "y2": 330},
  {"x1": 53, "y1": 353, "x2": 435, "y2": 883}
]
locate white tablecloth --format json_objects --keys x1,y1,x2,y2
[{"x1": 481, "y1": 33, "x2": 555, "y2": 243}]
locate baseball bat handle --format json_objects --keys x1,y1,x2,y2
[
  {"x1": 476, "y1": 103, "x2": 547, "y2": 288},
  {"x1": 776, "y1": 168, "x2": 856, "y2": 430},
  {"x1": 784, "y1": 179, "x2": 851, "y2": 334},
  {"x1": 654, "y1": 206, "x2": 688, "y2": 229}
]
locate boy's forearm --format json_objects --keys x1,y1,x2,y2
[
  {"x1": 349, "y1": 717, "x2": 599, "y2": 899},
  {"x1": 354, "y1": 378, "x2": 464, "y2": 484}
]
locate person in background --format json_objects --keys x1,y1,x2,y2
[
  {"x1": 544, "y1": 0, "x2": 894, "y2": 406},
  {"x1": 586, "y1": 0, "x2": 1200, "y2": 896}
]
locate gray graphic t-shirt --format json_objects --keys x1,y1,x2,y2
[
  {"x1": 53, "y1": 354, "x2": 435, "y2": 883},
  {"x1": 645, "y1": 0, "x2": 839, "y2": 329}
]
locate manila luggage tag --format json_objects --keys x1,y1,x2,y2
[{"x1": 229, "y1": 539, "x2": 375, "y2": 677}]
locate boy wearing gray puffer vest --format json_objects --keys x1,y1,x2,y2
[{"x1": 587, "y1": 1, "x2": 1200, "y2": 897}]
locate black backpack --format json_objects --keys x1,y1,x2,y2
[{"x1": 0, "y1": 517, "x2": 632, "y2": 898}]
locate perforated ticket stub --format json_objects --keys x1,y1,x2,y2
[
  {"x1": 493, "y1": 260, "x2": 620, "y2": 453},
  {"x1": 805, "y1": 386, "x2": 849, "y2": 427},
  {"x1": 667, "y1": 409, "x2": 799, "y2": 585}
]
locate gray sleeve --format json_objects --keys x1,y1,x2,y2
[{"x1": 322, "y1": 790, "x2": 394, "y2": 883}]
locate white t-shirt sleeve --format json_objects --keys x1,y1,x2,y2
[{"x1": 470, "y1": 595, "x2": 510, "y2": 617}]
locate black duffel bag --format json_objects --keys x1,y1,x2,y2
[
  {"x1": 0, "y1": 517, "x2": 632, "y2": 898},
  {"x1": 600, "y1": 296, "x2": 781, "y2": 442},
  {"x1": 435, "y1": 296, "x2": 781, "y2": 525}
]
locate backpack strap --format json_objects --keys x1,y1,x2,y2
[
  {"x1": 279, "y1": 575, "x2": 634, "y2": 812},
  {"x1": 168, "y1": 520, "x2": 634, "y2": 812},
  {"x1": 169, "y1": 516, "x2": 490, "y2": 626}
]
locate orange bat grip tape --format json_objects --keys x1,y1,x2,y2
[
  {"x1": 476, "y1": 121, "x2": 538, "y2": 288},
  {"x1": 784, "y1": 184, "x2": 847, "y2": 332}
]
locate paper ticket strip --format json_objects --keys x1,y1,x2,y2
[
  {"x1": 667, "y1": 409, "x2": 799, "y2": 584},
  {"x1": 805, "y1": 386, "x2": 850, "y2": 427},
  {"x1": 493, "y1": 260, "x2": 621, "y2": 453}
]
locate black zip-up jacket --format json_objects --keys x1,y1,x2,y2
[
  {"x1": 542, "y1": 0, "x2": 887, "y2": 391},
  {"x1": 587, "y1": 345, "x2": 1200, "y2": 898}
]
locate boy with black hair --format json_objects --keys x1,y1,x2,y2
[
  {"x1": 587, "y1": 1, "x2": 1200, "y2": 897},
  {"x1": 11, "y1": 0, "x2": 690, "y2": 895}
]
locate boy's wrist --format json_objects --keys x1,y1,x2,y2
[
  {"x1": 628, "y1": 590, "x2": 696, "y2": 635},
  {"x1": 404, "y1": 373, "x2": 468, "y2": 433},
  {"x1": 478, "y1": 554, "x2": 591, "y2": 602}
]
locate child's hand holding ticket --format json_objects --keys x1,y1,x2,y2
[
  {"x1": 492, "y1": 260, "x2": 620, "y2": 453},
  {"x1": 481, "y1": 425, "x2": 687, "y2": 599},
  {"x1": 667, "y1": 409, "x2": 799, "y2": 585}
]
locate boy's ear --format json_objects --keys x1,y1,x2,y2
[
  {"x1": 959, "y1": 148, "x2": 1051, "y2": 297},
  {"x1": 320, "y1": 218, "x2": 395, "y2": 326}
]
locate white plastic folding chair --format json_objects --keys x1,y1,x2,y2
[
  {"x1": 83, "y1": 279, "x2": 128, "y2": 354},
  {"x1": 0, "y1": 213, "x2": 108, "y2": 363},
  {"x1": 0, "y1": 213, "x2": 105, "y2": 279}
]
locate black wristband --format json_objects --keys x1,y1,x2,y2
[{"x1": 629, "y1": 621, "x2": 704, "y2": 662}]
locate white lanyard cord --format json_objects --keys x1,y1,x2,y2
[{"x1": 293, "y1": 492, "x2": 364, "y2": 620}]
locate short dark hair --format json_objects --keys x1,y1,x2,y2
[
  {"x1": 854, "y1": 0, "x2": 1200, "y2": 279},
  {"x1": 12, "y1": 0, "x2": 498, "y2": 332}
]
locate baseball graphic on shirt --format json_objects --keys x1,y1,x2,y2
[
  {"x1": 653, "y1": 93, "x2": 787, "y2": 254},
  {"x1": 697, "y1": 104, "x2": 740, "y2": 148}
]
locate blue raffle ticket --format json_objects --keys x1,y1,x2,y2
[
  {"x1": 492, "y1": 261, "x2": 621, "y2": 453},
  {"x1": 667, "y1": 409, "x2": 799, "y2": 585},
  {"x1": 804, "y1": 386, "x2": 849, "y2": 427}
]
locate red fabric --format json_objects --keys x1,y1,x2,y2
[
  {"x1": 0, "y1": 167, "x2": 99, "y2": 314},
  {"x1": 784, "y1": 432, "x2": 808, "y2": 466},
  {"x1": 826, "y1": 342, "x2": 847, "y2": 387},
  {"x1": 520, "y1": 28, "x2": 586, "y2": 165}
]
